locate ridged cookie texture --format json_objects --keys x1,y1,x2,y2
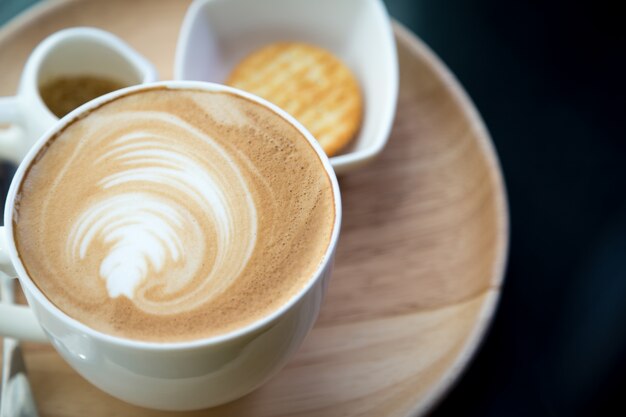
[{"x1": 227, "y1": 42, "x2": 363, "y2": 156}]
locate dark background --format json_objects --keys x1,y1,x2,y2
[
  {"x1": 2, "y1": 1, "x2": 625, "y2": 416},
  {"x1": 382, "y1": 1, "x2": 626, "y2": 416}
]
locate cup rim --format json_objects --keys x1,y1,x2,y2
[{"x1": 4, "y1": 80, "x2": 342, "y2": 351}]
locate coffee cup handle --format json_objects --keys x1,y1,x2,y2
[
  {"x1": 0, "y1": 95, "x2": 27, "y2": 164},
  {"x1": 0, "y1": 226, "x2": 48, "y2": 342}
]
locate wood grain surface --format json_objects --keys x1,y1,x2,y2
[{"x1": 0, "y1": 1, "x2": 508, "y2": 416}]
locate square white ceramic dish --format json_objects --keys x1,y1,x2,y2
[{"x1": 174, "y1": 0, "x2": 398, "y2": 174}]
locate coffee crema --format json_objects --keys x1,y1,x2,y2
[
  {"x1": 14, "y1": 88, "x2": 335, "y2": 342},
  {"x1": 39, "y1": 75, "x2": 126, "y2": 118}
]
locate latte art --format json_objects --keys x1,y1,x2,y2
[
  {"x1": 65, "y1": 111, "x2": 257, "y2": 314},
  {"x1": 14, "y1": 88, "x2": 335, "y2": 341}
]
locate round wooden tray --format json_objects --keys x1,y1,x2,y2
[{"x1": 0, "y1": 1, "x2": 508, "y2": 416}]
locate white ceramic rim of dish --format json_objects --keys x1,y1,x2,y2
[{"x1": 173, "y1": 0, "x2": 399, "y2": 174}]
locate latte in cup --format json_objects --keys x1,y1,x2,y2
[{"x1": 13, "y1": 87, "x2": 335, "y2": 342}]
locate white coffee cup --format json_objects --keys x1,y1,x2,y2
[
  {"x1": 0, "y1": 27, "x2": 158, "y2": 164},
  {"x1": 0, "y1": 80, "x2": 341, "y2": 411}
]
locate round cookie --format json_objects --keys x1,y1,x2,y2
[{"x1": 226, "y1": 42, "x2": 363, "y2": 156}]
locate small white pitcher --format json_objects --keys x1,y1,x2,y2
[{"x1": 0, "y1": 27, "x2": 158, "y2": 164}]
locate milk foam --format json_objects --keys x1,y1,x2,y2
[
  {"x1": 14, "y1": 89, "x2": 335, "y2": 341},
  {"x1": 64, "y1": 111, "x2": 258, "y2": 314}
]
